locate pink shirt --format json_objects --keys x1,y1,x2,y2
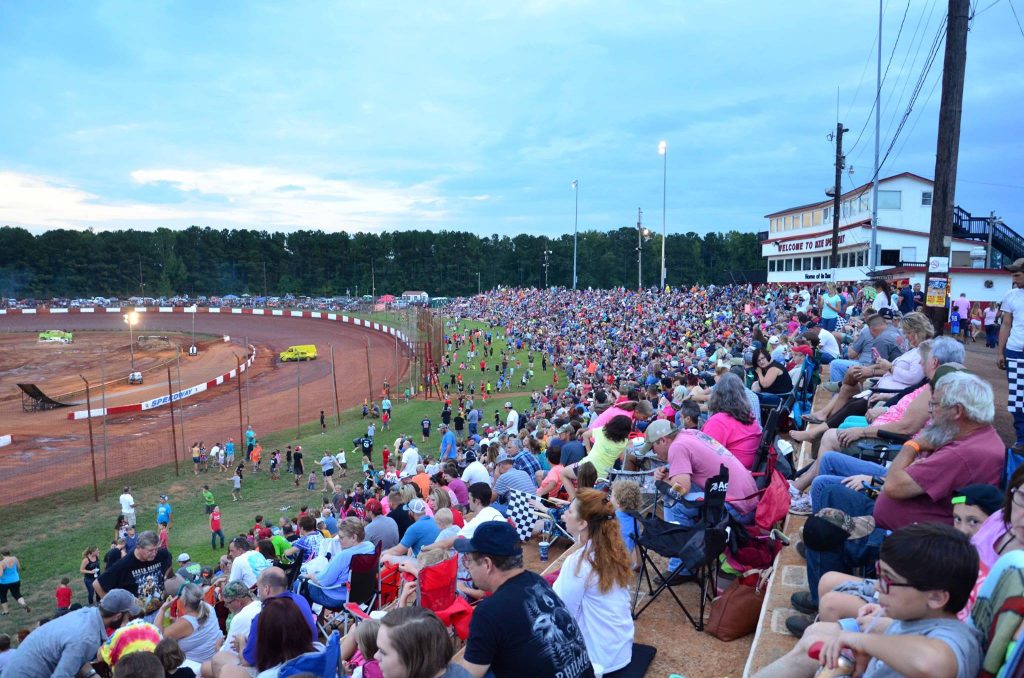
[
  {"x1": 872, "y1": 383, "x2": 928, "y2": 428},
  {"x1": 873, "y1": 425, "x2": 1004, "y2": 530},
  {"x1": 538, "y1": 464, "x2": 564, "y2": 495},
  {"x1": 588, "y1": 405, "x2": 633, "y2": 430},
  {"x1": 701, "y1": 412, "x2": 762, "y2": 470},
  {"x1": 667, "y1": 430, "x2": 759, "y2": 515}
]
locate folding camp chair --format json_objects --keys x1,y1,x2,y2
[
  {"x1": 317, "y1": 543, "x2": 382, "y2": 638},
  {"x1": 608, "y1": 467, "x2": 661, "y2": 515},
  {"x1": 630, "y1": 465, "x2": 730, "y2": 631},
  {"x1": 416, "y1": 555, "x2": 474, "y2": 641},
  {"x1": 279, "y1": 629, "x2": 341, "y2": 678}
]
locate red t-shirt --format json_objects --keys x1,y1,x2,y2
[
  {"x1": 210, "y1": 511, "x2": 222, "y2": 531},
  {"x1": 56, "y1": 585, "x2": 72, "y2": 608},
  {"x1": 873, "y1": 425, "x2": 1004, "y2": 530}
]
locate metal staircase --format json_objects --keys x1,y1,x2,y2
[{"x1": 952, "y1": 206, "x2": 1024, "y2": 268}]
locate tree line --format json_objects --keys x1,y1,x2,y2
[{"x1": 0, "y1": 225, "x2": 763, "y2": 299}]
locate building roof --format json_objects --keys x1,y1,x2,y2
[
  {"x1": 763, "y1": 172, "x2": 933, "y2": 218},
  {"x1": 401, "y1": 291, "x2": 429, "y2": 296}
]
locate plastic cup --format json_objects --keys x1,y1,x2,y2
[{"x1": 538, "y1": 541, "x2": 550, "y2": 561}]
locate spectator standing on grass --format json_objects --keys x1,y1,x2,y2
[
  {"x1": 55, "y1": 577, "x2": 72, "y2": 614},
  {"x1": 230, "y1": 470, "x2": 241, "y2": 501},
  {"x1": 202, "y1": 485, "x2": 215, "y2": 514},
  {"x1": 245, "y1": 425, "x2": 256, "y2": 457},
  {"x1": 0, "y1": 588, "x2": 139, "y2": 678},
  {"x1": 225, "y1": 438, "x2": 235, "y2": 467},
  {"x1": 210, "y1": 505, "x2": 225, "y2": 549},
  {"x1": 292, "y1": 445, "x2": 304, "y2": 487},
  {"x1": 119, "y1": 486, "x2": 137, "y2": 527},
  {"x1": 320, "y1": 409, "x2": 326, "y2": 434},
  {"x1": 0, "y1": 547, "x2": 31, "y2": 615},
  {"x1": 80, "y1": 546, "x2": 101, "y2": 605},
  {"x1": 156, "y1": 495, "x2": 173, "y2": 531}
]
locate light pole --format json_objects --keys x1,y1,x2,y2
[
  {"x1": 189, "y1": 306, "x2": 198, "y2": 356},
  {"x1": 658, "y1": 141, "x2": 667, "y2": 290},
  {"x1": 571, "y1": 180, "x2": 579, "y2": 290},
  {"x1": 123, "y1": 311, "x2": 138, "y2": 372},
  {"x1": 543, "y1": 245, "x2": 553, "y2": 288},
  {"x1": 477, "y1": 271, "x2": 481, "y2": 295},
  {"x1": 636, "y1": 208, "x2": 649, "y2": 290}
]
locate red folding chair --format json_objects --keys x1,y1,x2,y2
[{"x1": 417, "y1": 555, "x2": 474, "y2": 641}]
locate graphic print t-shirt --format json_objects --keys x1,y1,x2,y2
[
  {"x1": 464, "y1": 570, "x2": 594, "y2": 678},
  {"x1": 96, "y1": 548, "x2": 172, "y2": 614}
]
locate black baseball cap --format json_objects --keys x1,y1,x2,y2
[{"x1": 453, "y1": 521, "x2": 521, "y2": 557}]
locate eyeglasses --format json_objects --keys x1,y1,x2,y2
[{"x1": 875, "y1": 561, "x2": 920, "y2": 594}]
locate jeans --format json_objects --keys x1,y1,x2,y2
[
  {"x1": 805, "y1": 483, "x2": 883, "y2": 603},
  {"x1": 827, "y1": 359, "x2": 862, "y2": 384},
  {"x1": 810, "y1": 452, "x2": 887, "y2": 512},
  {"x1": 211, "y1": 529, "x2": 225, "y2": 549},
  {"x1": 306, "y1": 582, "x2": 347, "y2": 609},
  {"x1": 1007, "y1": 350, "x2": 1024, "y2": 445},
  {"x1": 664, "y1": 490, "x2": 755, "y2": 572},
  {"x1": 84, "y1": 577, "x2": 96, "y2": 605},
  {"x1": 821, "y1": 317, "x2": 838, "y2": 332},
  {"x1": 986, "y1": 324, "x2": 999, "y2": 348},
  {"x1": 819, "y1": 353, "x2": 836, "y2": 365}
]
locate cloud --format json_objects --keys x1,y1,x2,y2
[{"x1": 0, "y1": 167, "x2": 453, "y2": 232}]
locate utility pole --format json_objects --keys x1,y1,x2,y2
[
  {"x1": 572, "y1": 180, "x2": 579, "y2": 290},
  {"x1": 830, "y1": 123, "x2": 849, "y2": 272},
  {"x1": 924, "y1": 0, "x2": 970, "y2": 335},
  {"x1": 636, "y1": 208, "x2": 645, "y2": 290}
]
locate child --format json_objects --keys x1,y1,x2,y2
[
  {"x1": 158, "y1": 524, "x2": 169, "y2": 550},
  {"x1": 307, "y1": 470, "x2": 317, "y2": 491},
  {"x1": 231, "y1": 470, "x2": 242, "y2": 501},
  {"x1": 341, "y1": 618, "x2": 381, "y2": 678},
  {"x1": 611, "y1": 480, "x2": 643, "y2": 571},
  {"x1": 202, "y1": 485, "x2": 215, "y2": 515},
  {"x1": 55, "y1": 577, "x2": 72, "y2": 613},
  {"x1": 764, "y1": 523, "x2": 983, "y2": 678},
  {"x1": 285, "y1": 445, "x2": 293, "y2": 474},
  {"x1": 210, "y1": 505, "x2": 225, "y2": 549},
  {"x1": 270, "y1": 450, "x2": 280, "y2": 481}
]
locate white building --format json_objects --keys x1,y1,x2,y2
[
  {"x1": 761, "y1": 172, "x2": 1016, "y2": 302},
  {"x1": 400, "y1": 290, "x2": 430, "y2": 304}
]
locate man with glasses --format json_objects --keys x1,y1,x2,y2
[
  {"x1": 787, "y1": 371, "x2": 1004, "y2": 636},
  {"x1": 93, "y1": 530, "x2": 171, "y2": 617},
  {"x1": 756, "y1": 523, "x2": 983, "y2": 678},
  {"x1": 199, "y1": 581, "x2": 261, "y2": 678}
]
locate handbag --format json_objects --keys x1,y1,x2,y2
[{"x1": 705, "y1": 568, "x2": 771, "y2": 641}]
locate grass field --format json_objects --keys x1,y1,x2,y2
[{"x1": 0, "y1": 319, "x2": 556, "y2": 637}]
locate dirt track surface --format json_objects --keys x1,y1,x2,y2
[{"x1": 0, "y1": 313, "x2": 408, "y2": 504}]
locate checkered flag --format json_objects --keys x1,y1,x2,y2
[
  {"x1": 506, "y1": 490, "x2": 539, "y2": 542},
  {"x1": 1009, "y1": 357, "x2": 1024, "y2": 414}
]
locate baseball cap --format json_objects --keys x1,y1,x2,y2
[
  {"x1": 640, "y1": 419, "x2": 677, "y2": 452},
  {"x1": 453, "y1": 520, "x2": 522, "y2": 557},
  {"x1": 767, "y1": 335, "x2": 780, "y2": 345},
  {"x1": 504, "y1": 401, "x2": 512, "y2": 408},
  {"x1": 791, "y1": 345, "x2": 813, "y2": 358},
  {"x1": 222, "y1": 581, "x2": 252, "y2": 600},
  {"x1": 365, "y1": 498, "x2": 383, "y2": 515},
  {"x1": 177, "y1": 553, "x2": 191, "y2": 563},
  {"x1": 99, "y1": 588, "x2": 142, "y2": 616},
  {"x1": 159, "y1": 495, "x2": 168, "y2": 501},
  {"x1": 1007, "y1": 258, "x2": 1024, "y2": 272},
  {"x1": 557, "y1": 424, "x2": 574, "y2": 435},
  {"x1": 438, "y1": 423, "x2": 448, "y2": 430},
  {"x1": 878, "y1": 307, "x2": 894, "y2": 319},
  {"x1": 952, "y1": 484, "x2": 1004, "y2": 515},
  {"x1": 407, "y1": 498, "x2": 428, "y2": 514},
  {"x1": 547, "y1": 438, "x2": 564, "y2": 452},
  {"x1": 495, "y1": 452, "x2": 513, "y2": 465}
]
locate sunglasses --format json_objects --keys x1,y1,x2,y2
[{"x1": 875, "y1": 561, "x2": 920, "y2": 594}]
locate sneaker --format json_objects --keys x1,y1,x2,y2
[
  {"x1": 789, "y1": 493, "x2": 813, "y2": 515},
  {"x1": 785, "y1": 612, "x2": 816, "y2": 638},
  {"x1": 790, "y1": 590, "x2": 818, "y2": 615}
]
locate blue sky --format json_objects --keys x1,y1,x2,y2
[{"x1": 1, "y1": 1, "x2": 1021, "y2": 237}]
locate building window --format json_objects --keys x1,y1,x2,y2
[
  {"x1": 840, "y1": 252, "x2": 848, "y2": 268},
  {"x1": 784, "y1": 258, "x2": 793, "y2": 271},
  {"x1": 769, "y1": 260, "x2": 776, "y2": 272},
  {"x1": 802, "y1": 212, "x2": 811, "y2": 227},
  {"x1": 794, "y1": 258, "x2": 803, "y2": 271},
  {"x1": 878, "y1": 190, "x2": 902, "y2": 209},
  {"x1": 901, "y1": 246, "x2": 917, "y2": 264},
  {"x1": 858, "y1": 194, "x2": 869, "y2": 213},
  {"x1": 857, "y1": 251, "x2": 866, "y2": 266},
  {"x1": 921, "y1": 191, "x2": 932, "y2": 206},
  {"x1": 823, "y1": 206, "x2": 831, "y2": 221},
  {"x1": 813, "y1": 210, "x2": 823, "y2": 226}
]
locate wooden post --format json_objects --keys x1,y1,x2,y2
[
  {"x1": 331, "y1": 344, "x2": 341, "y2": 426},
  {"x1": 80, "y1": 375, "x2": 99, "y2": 502},
  {"x1": 296, "y1": 356, "x2": 302, "y2": 440},
  {"x1": 365, "y1": 337, "x2": 374, "y2": 405},
  {"x1": 166, "y1": 367, "x2": 179, "y2": 476},
  {"x1": 924, "y1": 0, "x2": 970, "y2": 334}
]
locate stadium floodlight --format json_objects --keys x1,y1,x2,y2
[{"x1": 123, "y1": 312, "x2": 139, "y2": 372}]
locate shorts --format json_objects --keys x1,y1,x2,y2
[
  {"x1": 324, "y1": 469, "x2": 334, "y2": 477},
  {"x1": 205, "y1": 505, "x2": 214, "y2": 514},
  {"x1": 833, "y1": 578, "x2": 878, "y2": 604},
  {"x1": 193, "y1": 458, "x2": 200, "y2": 465},
  {"x1": 0, "y1": 581, "x2": 22, "y2": 602}
]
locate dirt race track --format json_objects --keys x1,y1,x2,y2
[{"x1": 0, "y1": 311, "x2": 409, "y2": 505}]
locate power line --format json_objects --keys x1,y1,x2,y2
[
  {"x1": 842, "y1": 2, "x2": 884, "y2": 123},
  {"x1": 1009, "y1": 0, "x2": 1024, "y2": 38},
  {"x1": 846, "y1": 0, "x2": 913, "y2": 159}
]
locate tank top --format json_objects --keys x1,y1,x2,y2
[
  {"x1": 0, "y1": 559, "x2": 19, "y2": 584},
  {"x1": 84, "y1": 556, "x2": 100, "y2": 579},
  {"x1": 176, "y1": 603, "x2": 224, "y2": 662}
]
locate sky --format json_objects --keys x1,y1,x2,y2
[{"x1": 0, "y1": 1, "x2": 1022, "y2": 238}]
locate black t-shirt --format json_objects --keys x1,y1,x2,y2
[
  {"x1": 361, "y1": 438, "x2": 373, "y2": 452},
  {"x1": 388, "y1": 506, "x2": 413, "y2": 539},
  {"x1": 96, "y1": 548, "x2": 172, "y2": 614},
  {"x1": 293, "y1": 450, "x2": 304, "y2": 472},
  {"x1": 104, "y1": 547, "x2": 123, "y2": 570},
  {"x1": 464, "y1": 571, "x2": 593, "y2": 678},
  {"x1": 441, "y1": 409, "x2": 452, "y2": 425},
  {"x1": 421, "y1": 418, "x2": 431, "y2": 432},
  {"x1": 761, "y1": 362, "x2": 794, "y2": 394},
  {"x1": 454, "y1": 415, "x2": 465, "y2": 431}
]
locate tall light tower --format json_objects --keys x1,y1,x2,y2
[
  {"x1": 658, "y1": 141, "x2": 668, "y2": 290},
  {"x1": 123, "y1": 311, "x2": 139, "y2": 372},
  {"x1": 636, "y1": 208, "x2": 649, "y2": 290},
  {"x1": 571, "y1": 180, "x2": 579, "y2": 290}
]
